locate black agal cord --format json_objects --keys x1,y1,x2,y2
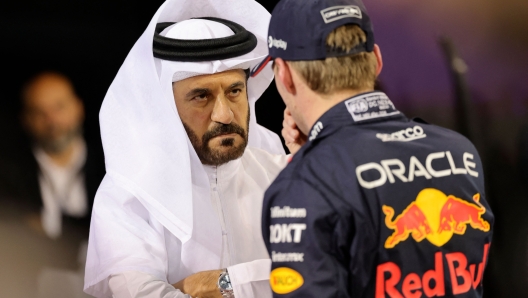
[{"x1": 153, "y1": 17, "x2": 257, "y2": 62}]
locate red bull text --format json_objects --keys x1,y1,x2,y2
[
  {"x1": 376, "y1": 243, "x2": 490, "y2": 297},
  {"x1": 378, "y1": 189, "x2": 491, "y2": 296}
]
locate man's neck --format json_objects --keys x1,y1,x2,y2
[
  {"x1": 43, "y1": 137, "x2": 81, "y2": 168},
  {"x1": 202, "y1": 155, "x2": 241, "y2": 182},
  {"x1": 304, "y1": 88, "x2": 373, "y2": 132}
]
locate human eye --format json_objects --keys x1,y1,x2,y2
[
  {"x1": 191, "y1": 93, "x2": 208, "y2": 102},
  {"x1": 229, "y1": 89, "x2": 242, "y2": 97}
]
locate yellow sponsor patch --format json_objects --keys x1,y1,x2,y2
[{"x1": 270, "y1": 267, "x2": 304, "y2": 294}]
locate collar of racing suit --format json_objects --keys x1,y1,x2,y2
[{"x1": 303, "y1": 91, "x2": 408, "y2": 146}]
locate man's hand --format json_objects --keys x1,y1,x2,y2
[
  {"x1": 172, "y1": 269, "x2": 223, "y2": 298},
  {"x1": 282, "y1": 108, "x2": 307, "y2": 155}
]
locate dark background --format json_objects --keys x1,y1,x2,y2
[{"x1": 1, "y1": 0, "x2": 528, "y2": 296}]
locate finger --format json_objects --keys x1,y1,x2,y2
[
  {"x1": 284, "y1": 107, "x2": 290, "y2": 118},
  {"x1": 281, "y1": 128, "x2": 291, "y2": 142},
  {"x1": 283, "y1": 112, "x2": 291, "y2": 124},
  {"x1": 283, "y1": 108, "x2": 296, "y2": 126},
  {"x1": 283, "y1": 124, "x2": 299, "y2": 140},
  {"x1": 282, "y1": 128, "x2": 295, "y2": 143},
  {"x1": 289, "y1": 129, "x2": 299, "y2": 139},
  {"x1": 286, "y1": 142, "x2": 302, "y2": 155},
  {"x1": 285, "y1": 117, "x2": 296, "y2": 129}
]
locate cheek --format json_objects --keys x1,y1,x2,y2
[
  {"x1": 275, "y1": 80, "x2": 287, "y2": 100},
  {"x1": 289, "y1": 108, "x2": 301, "y2": 124},
  {"x1": 179, "y1": 107, "x2": 212, "y2": 135},
  {"x1": 31, "y1": 119, "x2": 47, "y2": 134},
  {"x1": 275, "y1": 83, "x2": 294, "y2": 110},
  {"x1": 289, "y1": 106, "x2": 309, "y2": 135},
  {"x1": 61, "y1": 108, "x2": 81, "y2": 127},
  {"x1": 232, "y1": 101, "x2": 249, "y2": 126}
]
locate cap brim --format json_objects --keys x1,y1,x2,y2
[{"x1": 250, "y1": 55, "x2": 272, "y2": 78}]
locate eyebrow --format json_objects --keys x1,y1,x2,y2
[
  {"x1": 229, "y1": 81, "x2": 246, "y2": 90},
  {"x1": 184, "y1": 81, "x2": 246, "y2": 98}
]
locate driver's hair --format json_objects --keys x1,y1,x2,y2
[{"x1": 288, "y1": 25, "x2": 377, "y2": 94}]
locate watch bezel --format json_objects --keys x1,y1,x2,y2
[{"x1": 218, "y1": 270, "x2": 234, "y2": 291}]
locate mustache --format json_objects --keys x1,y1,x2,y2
[{"x1": 202, "y1": 123, "x2": 246, "y2": 144}]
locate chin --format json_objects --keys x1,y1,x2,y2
[
  {"x1": 213, "y1": 139, "x2": 237, "y2": 151},
  {"x1": 206, "y1": 138, "x2": 247, "y2": 165},
  {"x1": 196, "y1": 131, "x2": 248, "y2": 165},
  {"x1": 214, "y1": 135, "x2": 239, "y2": 146}
]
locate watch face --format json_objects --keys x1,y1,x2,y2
[{"x1": 219, "y1": 273, "x2": 233, "y2": 290}]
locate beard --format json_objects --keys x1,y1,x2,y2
[
  {"x1": 36, "y1": 125, "x2": 82, "y2": 154},
  {"x1": 183, "y1": 110, "x2": 250, "y2": 166}
]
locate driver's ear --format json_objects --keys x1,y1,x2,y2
[
  {"x1": 373, "y1": 44, "x2": 383, "y2": 76},
  {"x1": 274, "y1": 58, "x2": 296, "y2": 95}
]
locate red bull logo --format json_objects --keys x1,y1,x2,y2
[
  {"x1": 382, "y1": 188, "x2": 490, "y2": 248},
  {"x1": 438, "y1": 193, "x2": 490, "y2": 234}
]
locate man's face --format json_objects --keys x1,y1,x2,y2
[
  {"x1": 23, "y1": 75, "x2": 84, "y2": 153},
  {"x1": 173, "y1": 69, "x2": 250, "y2": 166}
]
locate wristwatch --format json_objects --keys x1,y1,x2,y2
[{"x1": 217, "y1": 269, "x2": 234, "y2": 298}]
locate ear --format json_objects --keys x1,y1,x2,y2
[
  {"x1": 274, "y1": 58, "x2": 296, "y2": 96},
  {"x1": 373, "y1": 44, "x2": 383, "y2": 77}
]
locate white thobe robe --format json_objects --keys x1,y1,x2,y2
[{"x1": 84, "y1": 147, "x2": 287, "y2": 297}]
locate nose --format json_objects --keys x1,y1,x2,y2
[
  {"x1": 40, "y1": 110, "x2": 57, "y2": 127},
  {"x1": 211, "y1": 95, "x2": 234, "y2": 124}
]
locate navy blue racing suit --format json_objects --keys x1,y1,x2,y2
[{"x1": 262, "y1": 91, "x2": 493, "y2": 297}]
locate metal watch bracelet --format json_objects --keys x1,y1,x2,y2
[{"x1": 217, "y1": 268, "x2": 235, "y2": 298}]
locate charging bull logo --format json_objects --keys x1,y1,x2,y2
[
  {"x1": 438, "y1": 193, "x2": 490, "y2": 234},
  {"x1": 382, "y1": 188, "x2": 490, "y2": 248}
]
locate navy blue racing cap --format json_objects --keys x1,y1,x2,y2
[{"x1": 251, "y1": 0, "x2": 375, "y2": 77}]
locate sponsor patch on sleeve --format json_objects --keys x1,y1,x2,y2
[
  {"x1": 270, "y1": 267, "x2": 304, "y2": 294},
  {"x1": 272, "y1": 251, "x2": 305, "y2": 262},
  {"x1": 271, "y1": 206, "x2": 307, "y2": 218}
]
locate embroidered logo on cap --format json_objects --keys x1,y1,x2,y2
[
  {"x1": 268, "y1": 36, "x2": 288, "y2": 50},
  {"x1": 320, "y1": 5, "x2": 362, "y2": 24}
]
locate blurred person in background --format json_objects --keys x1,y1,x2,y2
[
  {"x1": 4, "y1": 71, "x2": 105, "y2": 239},
  {"x1": 0, "y1": 72, "x2": 104, "y2": 297}
]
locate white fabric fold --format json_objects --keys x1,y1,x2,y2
[
  {"x1": 86, "y1": 147, "x2": 287, "y2": 297},
  {"x1": 228, "y1": 259, "x2": 272, "y2": 298},
  {"x1": 109, "y1": 271, "x2": 191, "y2": 298}
]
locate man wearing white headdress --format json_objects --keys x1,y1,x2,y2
[{"x1": 84, "y1": 0, "x2": 287, "y2": 297}]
